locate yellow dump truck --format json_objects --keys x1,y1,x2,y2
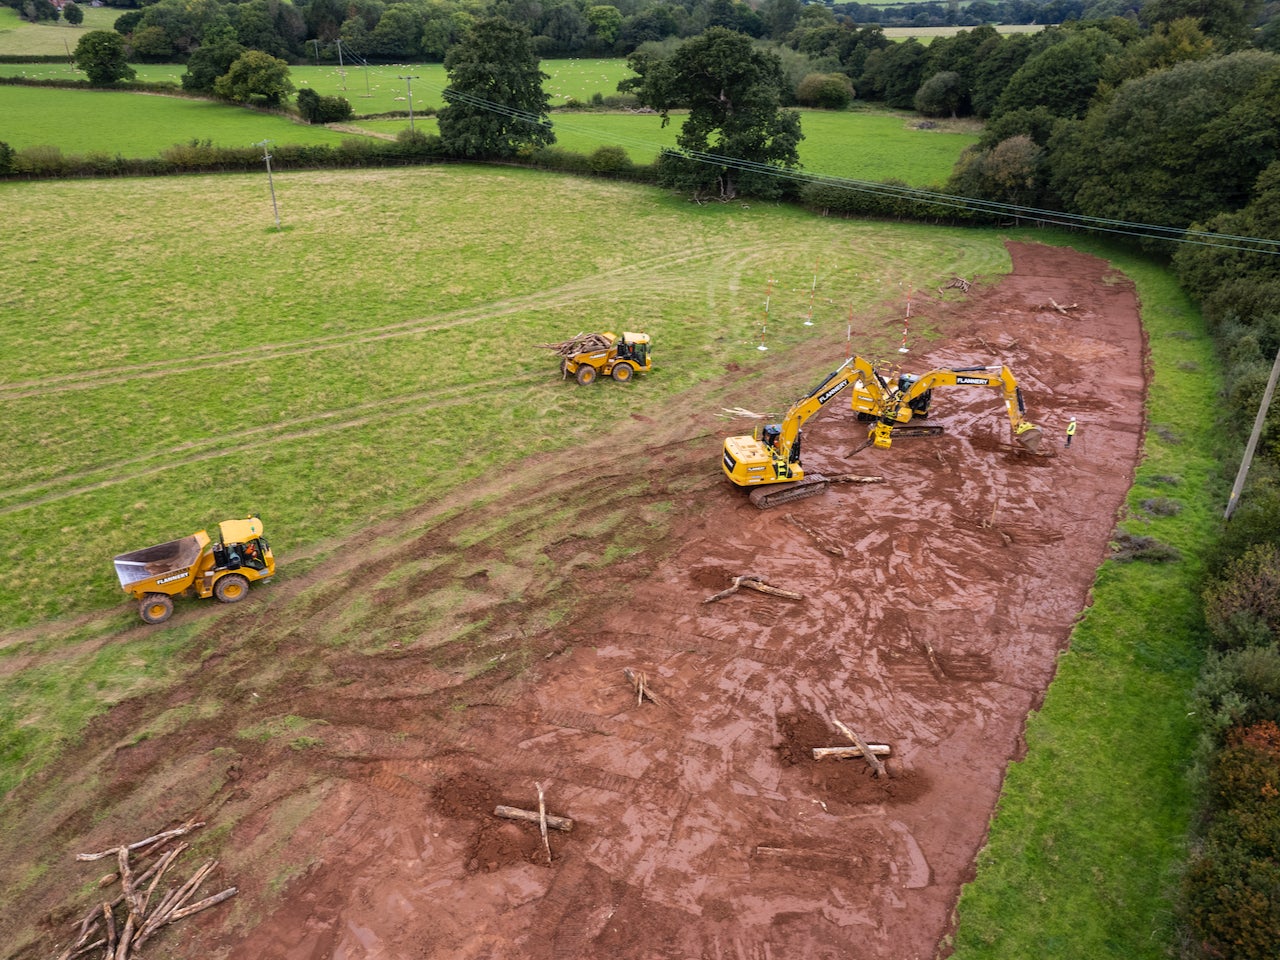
[{"x1": 113, "y1": 517, "x2": 275, "y2": 624}]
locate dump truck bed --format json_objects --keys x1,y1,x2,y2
[{"x1": 113, "y1": 533, "x2": 207, "y2": 590}]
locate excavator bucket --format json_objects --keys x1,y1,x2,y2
[{"x1": 1015, "y1": 424, "x2": 1043, "y2": 453}]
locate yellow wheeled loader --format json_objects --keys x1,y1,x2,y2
[
  {"x1": 113, "y1": 516, "x2": 275, "y2": 624},
  {"x1": 552, "y1": 331, "x2": 653, "y2": 385}
]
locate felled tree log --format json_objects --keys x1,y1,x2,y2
[
  {"x1": 623, "y1": 667, "x2": 663, "y2": 706},
  {"x1": 58, "y1": 824, "x2": 235, "y2": 960},
  {"x1": 703, "y1": 575, "x2": 803, "y2": 604},
  {"x1": 812, "y1": 744, "x2": 892, "y2": 760},
  {"x1": 832, "y1": 717, "x2": 888, "y2": 779},
  {"x1": 536, "y1": 333, "x2": 614, "y2": 358},
  {"x1": 493, "y1": 805, "x2": 575, "y2": 833}
]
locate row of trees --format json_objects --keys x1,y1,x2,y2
[{"x1": 13, "y1": 0, "x2": 84, "y2": 24}]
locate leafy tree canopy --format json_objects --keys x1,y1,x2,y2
[
  {"x1": 213, "y1": 49, "x2": 295, "y2": 105},
  {"x1": 437, "y1": 17, "x2": 555, "y2": 159},
  {"x1": 1050, "y1": 49, "x2": 1280, "y2": 234},
  {"x1": 621, "y1": 27, "x2": 802, "y2": 200},
  {"x1": 1140, "y1": 0, "x2": 1264, "y2": 48},
  {"x1": 73, "y1": 30, "x2": 136, "y2": 86}
]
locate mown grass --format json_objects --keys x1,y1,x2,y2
[
  {"x1": 949, "y1": 246, "x2": 1219, "y2": 959},
  {"x1": 0, "y1": 59, "x2": 630, "y2": 112},
  {"x1": 0, "y1": 83, "x2": 359, "y2": 153},
  {"x1": 354, "y1": 107, "x2": 977, "y2": 185},
  {"x1": 1, "y1": 168, "x2": 1007, "y2": 628}
]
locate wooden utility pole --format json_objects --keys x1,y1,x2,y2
[{"x1": 1225, "y1": 346, "x2": 1280, "y2": 520}]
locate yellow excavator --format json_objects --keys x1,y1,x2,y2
[
  {"x1": 848, "y1": 356, "x2": 1043, "y2": 452},
  {"x1": 722, "y1": 358, "x2": 857, "y2": 509}
]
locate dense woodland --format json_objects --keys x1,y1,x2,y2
[{"x1": 4, "y1": 0, "x2": 1280, "y2": 955}]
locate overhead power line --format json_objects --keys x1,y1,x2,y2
[{"x1": 349, "y1": 68, "x2": 1280, "y2": 255}]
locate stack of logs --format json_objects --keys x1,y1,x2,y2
[
  {"x1": 55, "y1": 820, "x2": 236, "y2": 960},
  {"x1": 536, "y1": 333, "x2": 613, "y2": 358}
]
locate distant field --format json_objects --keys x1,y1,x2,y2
[
  {"x1": 0, "y1": 59, "x2": 633, "y2": 112},
  {"x1": 0, "y1": 85, "x2": 363, "y2": 154},
  {"x1": 0, "y1": 5, "x2": 122, "y2": 55},
  {"x1": 352, "y1": 108, "x2": 976, "y2": 186},
  {"x1": 1, "y1": 64, "x2": 977, "y2": 185},
  {"x1": 882, "y1": 24, "x2": 1046, "y2": 42}
]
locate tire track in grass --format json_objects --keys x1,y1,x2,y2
[
  {"x1": 0, "y1": 371, "x2": 563, "y2": 516},
  {"x1": 2, "y1": 241, "x2": 753, "y2": 400}
]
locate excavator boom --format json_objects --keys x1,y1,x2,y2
[
  {"x1": 851, "y1": 358, "x2": 1043, "y2": 452},
  {"x1": 722, "y1": 358, "x2": 856, "y2": 507}
]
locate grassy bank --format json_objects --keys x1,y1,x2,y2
[{"x1": 950, "y1": 245, "x2": 1218, "y2": 958}]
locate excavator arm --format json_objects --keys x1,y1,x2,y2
[
  {"x1": 851, "y1": 358, "x2": 1043, "y2": 452},
  {"x1": 722, "y1": 358, "x2": 856, "y2": 507}
]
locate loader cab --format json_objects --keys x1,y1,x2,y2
[{"x1": 618, "y1": 332, "x2": 651, "y2": 369}]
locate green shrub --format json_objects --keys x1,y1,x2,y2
[
  {"x1": 297, "y1": 88, "x2": 354, "y2": 124},
  {"x1": 1205, "y1": 543, "x2": 1280, "y2": 651},
  {"x1": 799, "y1": 177, "x2": 984, "y2": 224},
  {"x1": 795, "y1": 72, "x2": 855, "y2": 110},
  {"x1": 1182, "y1": 726, "x2": 1280, "y2": 960},
  {"x1": 12, "y1": 144, "x2": 67, "y2": 176},
  {"x1": 1193, "y1": 647, "x2": 1280, "y2": 748},
  {"x1": 587, "y1": 145, "x2": 631, "y2": 175}
]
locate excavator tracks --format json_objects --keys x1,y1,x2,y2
[
  {"x1": 748, "y1": 474, "x2": 829, "y2": 510},
  {"x1": 890, "y1": 425, "x2": 946, "y2": 439}
]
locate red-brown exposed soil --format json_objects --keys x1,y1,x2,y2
[{"x1": 7, "y1": 242, "x2": 1146, "y2": 960}]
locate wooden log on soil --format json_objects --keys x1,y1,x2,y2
[
  {"x1": 535, "y1": 782, "x2": 553, "y2": 864},
  {"x1": 76, "y1": 820, "x2": 204, "y2": 862},
  {"x1": 623, "y1": 666, "x2": 662, "y2": 706},
  {"x1": 783, "y1": 513, "x2": 845, "y2": 557},
  {"x1": 493, "y1": 805, "x2": 575, "y2": 833},
  {"x1": 812, "y1": 744, "x2": 892, "y2": 760},
  {"x1": 922, "y1": 641, "x2": 946, "y2": 681},
  {"x1": 832, "y1": 717, "x2": 888, "y2": 779},
  {"x1": 703, "y1": 575, "x2": 804, "y2": 604}
]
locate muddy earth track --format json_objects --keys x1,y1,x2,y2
[{"x1": 3, "y1": 243, "x2": 1145, "y2": 960}]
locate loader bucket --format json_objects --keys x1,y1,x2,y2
[{"x1": 1015, "y1": 424, "x2": 1043, "y2": 454}]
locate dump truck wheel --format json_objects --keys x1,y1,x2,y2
[
  {"x1": 139, "y1": 593, "x2": 174, "y2": 624},
  {"x1": 576, "y1": 365, "x2": 597, "y2": 386},
  {"x1": 214, "y1": 573, "x2": 249, "y2": 603},
  {"x1": 611, "y1": 363, "x2": 633, "y2": 383}
]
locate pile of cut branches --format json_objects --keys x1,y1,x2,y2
[
  {"x1": 536, "y1": 332, "x2": 613, "y2": 358},
  {"x1": 54, "y1": 819, "x2": 236, "y2": 960}
]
